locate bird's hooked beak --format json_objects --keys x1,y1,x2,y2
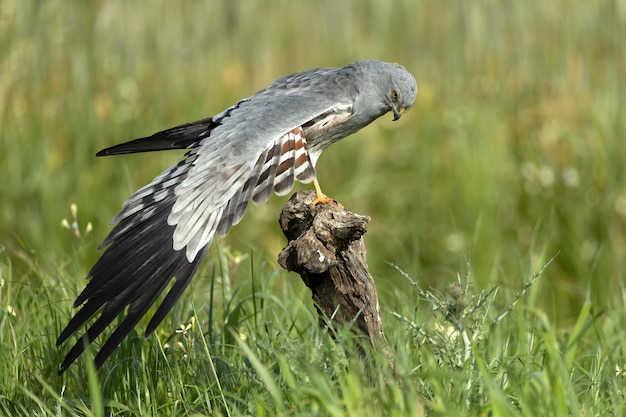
[{"x1": 392, "y1": 106, "x2": 405, "y2": 121}]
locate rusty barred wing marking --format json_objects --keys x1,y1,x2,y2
[
  {"x1": 254, "y1": 126, "x2": 314, "y2": 202},
  {"x1": 217, "y1": 126, "x2": 315, "y2": 235}
]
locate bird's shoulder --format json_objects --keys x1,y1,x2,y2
[
  {"x1": 196, "y1": 70, "x2": 357, "y2": 155},
  {"x1": 257, "y1": 65, "x2": 360, "y2": 99}
]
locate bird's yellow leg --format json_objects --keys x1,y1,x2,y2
[{"x1": 311, "y1": 177, "x2": 339, "y2": 206}]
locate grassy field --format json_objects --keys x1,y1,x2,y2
[{"x1": 1, "y1": 0, "x2": 625, "y2": 415}]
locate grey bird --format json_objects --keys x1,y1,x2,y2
[{"x1": 57, "y1": 60, "x2": 417, "y2": 373}]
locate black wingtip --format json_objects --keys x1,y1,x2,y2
[
  {"x1": 95, "y1": 140, "x2": 156, "y2": 157},
  {"x1": 95, "y1": 117, "x2": 217, "y2": 157}
]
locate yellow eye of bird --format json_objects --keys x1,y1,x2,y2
[{"x1": 391, "y1": 90, "x2": 399, "y2": 100}]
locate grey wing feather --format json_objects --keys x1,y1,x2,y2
[{"x1": 169, "y1": 93, "x2": 354, "y2": 261}]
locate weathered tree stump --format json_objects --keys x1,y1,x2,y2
[{"x1": 277, "y1": 190, "x2": 389, "y2": 358}]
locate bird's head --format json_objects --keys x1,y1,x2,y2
[{"x1": 385, "y1": 63, "x2": 418, "y2": 121}]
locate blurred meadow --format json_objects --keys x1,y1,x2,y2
[{"x1": 1, "y1": 0, "x2": 625, "y2": 415}]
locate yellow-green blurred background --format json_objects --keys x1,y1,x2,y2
[{"x1": 1, "y1": 0, "x2": 624, "y2": 322}]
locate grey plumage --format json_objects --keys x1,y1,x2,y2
[{"x1": 57, "y1": 60, "x2": 417, "y2": 372}]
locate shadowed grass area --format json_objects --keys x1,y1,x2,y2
[{"x1": 1, "y1": 1, "x2": 625, "y2": 415}]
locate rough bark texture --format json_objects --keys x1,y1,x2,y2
[{"x1": 277, "y1": 190, "x2": 388, "y2": 355}]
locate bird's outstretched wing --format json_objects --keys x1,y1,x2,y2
[{"x1": 57, "y1": 87, "x2": 356, "y2": 372}]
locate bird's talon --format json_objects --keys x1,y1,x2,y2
[
  {"x1": 311, "y1": 195, "x2": 344, "y2": 208},
  {"x1": 312, "y1": 195, "x2": 335, "y2": 206},
  {"x1": 311, "y1": 177, "x2": 343, "y2": 207}
]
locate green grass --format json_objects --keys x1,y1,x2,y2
[
  {"x1": 1, "y1": 0, "x2": 625, "y2": 415},
  {"x1": 2, "y1": 249, "x2": 624, "y2": 416}
]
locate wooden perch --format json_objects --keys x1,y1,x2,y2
[{"x1": 277, "y1": 190, "x2": 388, "y2": 356}]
